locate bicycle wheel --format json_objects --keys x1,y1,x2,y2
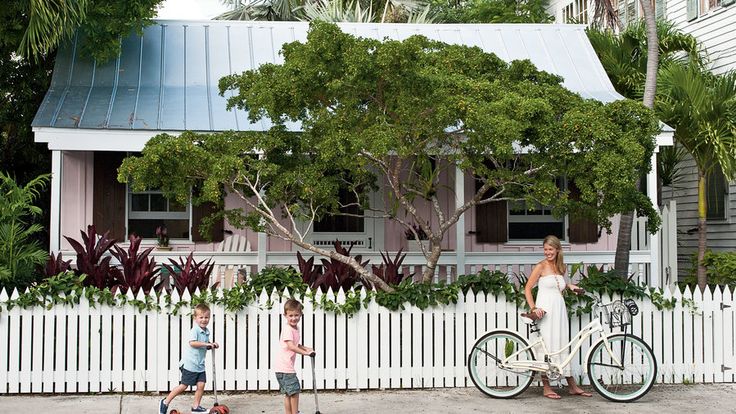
[
  {"x1": 467, "y1": 330, "x2": 535, "y2": 398},
  {"x1": 587, "y1": 333, "x2": 657, "y2": 402}
]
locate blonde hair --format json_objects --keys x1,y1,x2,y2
[
  {"x1": 543, "y1": 235, "x2": 566, "y2": 275},
  {"x1": 194, "y1": 303, "x2": 210, "y2": 316},
  {"x1": 284, "y1": 298, "x2": 304, "y2": 314}
]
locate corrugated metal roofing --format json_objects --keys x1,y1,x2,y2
[{"x1": 32, "y1": 20, "x2": 624, "y2": 132}]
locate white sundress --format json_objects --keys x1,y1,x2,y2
[{"x1": 535, "y1": 274, "x2": 571, "y2": 376}]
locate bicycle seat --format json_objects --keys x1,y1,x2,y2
[{"x1": 519, "y1": 312, "x2": 542, "y2": 324}]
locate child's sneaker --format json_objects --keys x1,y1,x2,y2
[
  {"x1": 159, "y1": 399, "x2": 168, "y2": 414},
  {"x1": 191, "y1": 406, "x2": 208, "y2": 413}
]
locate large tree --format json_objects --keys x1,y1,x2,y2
[
  {"x1": 656, "y1": 63, "x2": 736, "y2": 290},
  {"x1": 119, "y1": 22, "x2": 660, "y2": 289},
  {"x1": 1, "y1": 0, "x2": 164, "y2": 250}
]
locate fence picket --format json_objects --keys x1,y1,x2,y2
[{"x1": 2, "y1": 284, "x2": 736, "y2": 394}]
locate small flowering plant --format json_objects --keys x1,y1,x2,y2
[
  {"x1": 155, "y1": 225, "x2": 169, "y2": 247},
  {"x1": 405, "y1": 223, "x2": 428, "y2": 240}
]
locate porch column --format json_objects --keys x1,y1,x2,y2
[
  {"x1": 258, "y1": 231, "x2": 267, "y2": 273},
  {"x1": 647, "y1": 149, "x2": 659, "y2": 289},
  {"x1": 455, "y1": 165, "x2": 466, "y2": 277},
  {"x1": 50, "y1": 150, "x2": 62, "y2": 253}
]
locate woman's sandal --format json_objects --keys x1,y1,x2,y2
[
  {"x1": 569, "y1": 390, "x2": 593, "y2": 397},
  {"x1": 543, "y1": 391, "x2": 562, "y2": 400}
]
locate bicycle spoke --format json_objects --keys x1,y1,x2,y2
[
  {"x1": 468, "y1": 331, "x2": 535, "y2": 399},
  {"x1": 587, "y1": 334, "x2": 657, "y2": 402}
]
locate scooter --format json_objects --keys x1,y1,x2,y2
[
  {"x1": 170, "y1": 344, "x2": 229, "y2": 414},
  {"x1": 310, "y1": 352, "x2": 322, "y2": 414}
]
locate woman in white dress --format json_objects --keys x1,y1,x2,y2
[{"x1": 524, "y1": 235, "x2": 591, "y2": 399}]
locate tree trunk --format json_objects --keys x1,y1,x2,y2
[
  {"x1": 697, "y1": 170, "x2": 707, "y2": 291},
  {"x1": 421, "y1": 241, "x2": 443, "y2": 283},
  {"x1": 613, "y1": 1, "x2": 659, "y2": 277}
]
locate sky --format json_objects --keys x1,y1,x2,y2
[{"x1": 156, "y1": 0, "x2": 231, "y2": 20}]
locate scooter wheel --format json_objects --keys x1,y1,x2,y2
[{"x1": 169, "y1": 410, "x2": 180, "y2": 414}]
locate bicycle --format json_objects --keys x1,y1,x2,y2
[{"x1": 467, "y1": 293, "x2": 657, "y2": 402}]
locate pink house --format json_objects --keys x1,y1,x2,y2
[{"x1": 32, "y1": 21, "x2": 674, "y2": 286}]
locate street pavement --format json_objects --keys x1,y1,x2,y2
[{"x1": 2, "y1": 384, "x2": 735, "y2": 413}]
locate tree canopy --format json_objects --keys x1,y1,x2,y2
[{"x1": 120, "y1": 21, "x2": 660, "y2": 287}]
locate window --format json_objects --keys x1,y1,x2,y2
[
  {"x1": 314, "y1": 188, "x2": 364, "y2": 233},
  {"x1": 127, "y1": 188, "x2": 191, "y2": 240},
  {"x1": 562, "y1": 3, "x2": 575, "y2": 22},
  {"x1": 618, "y1": 0, "x2": 639, "y2": 26},
  {"x1": 507, "y1": 178, "x2": 566, "y2": 241},
  {"x1": 706, "y1": 167, "x2": 729, "y2": 220},
  {"x1": 575, "y1": 0, "x2": 589, "y2": 24}
]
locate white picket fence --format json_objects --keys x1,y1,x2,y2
[{"x1": 0, "y1": 285, "x2": 733, "y2": 394}]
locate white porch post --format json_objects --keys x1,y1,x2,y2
[
  {"x1": 258, "y1": 231, "x2": 267, "y2": 273},
  {"x1": 648, "y1": 150, "x2": 660, "y2": 289},
  {"x1": 455, "y1": 165, "x2": 466, "y2": 277},
  {"x1": 49, "y1": 150, "x2": 62, "y2": 253}
]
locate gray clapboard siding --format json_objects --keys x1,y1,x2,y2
[{"x1": 662, "y1": 154, "x2": 736, "y2": 279}]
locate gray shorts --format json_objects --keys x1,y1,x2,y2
[
  {"x1": 275, "y1": 372, "x2": 301, "y2": 396},
  {"x1": 180, "y1": 367, "x2": 206, "y2": 386}
]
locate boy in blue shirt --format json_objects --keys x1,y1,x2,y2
[{"x1": 160, "y1": 304, "x2": 219, "y2": 413}]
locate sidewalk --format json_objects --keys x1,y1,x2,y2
[{"x1": 2, "y1": 384, "x2": 735, "y2": 413}]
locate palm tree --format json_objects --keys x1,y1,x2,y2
[
  {"x1": 656, "y1": 63, "x2": 736, "y2": 290},
  {"x1": 217, "y1": 0, "x2": 436, "y2": 22},
  {"x1": 18, "y1": 0, "x2": 89, "y2": 59}
]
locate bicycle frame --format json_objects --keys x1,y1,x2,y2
[{"x1": 500, "y1": 314, "x2": 624, "y2": 375}]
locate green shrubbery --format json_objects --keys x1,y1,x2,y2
[{"x1": 684, "y1": 250, "x2": 736, "y2": 289}]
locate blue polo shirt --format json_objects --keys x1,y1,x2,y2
[{"x1": 180, "y1": 325, "x2": 209, "y2": 372}]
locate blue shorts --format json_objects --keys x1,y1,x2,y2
[
  {"x1": 275, "y1": 372, "x2": 301, "y2": 396},
  {"x1": 180, "y1": 367, "x2": 206, "y2": 386}
]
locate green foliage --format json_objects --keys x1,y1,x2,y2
[
  {"x1": 456, "y1": 269, "x2": 518, "y2": 299},
  {"x1": 248, "y1": 266, "x2": 307, "y2": 296},
  {"x1": 684, "y1": 250, "x2": 736, "y2": 288},
  {"x1": 567, "y1": 265, "x2": 677, "y2": 314},
  {"x1": 374, "y1": 278, "x2": 459, "y2": 311},
  {"x1": 0, "y1": 172, "x2": 50, "y2": 292},
  {"x1": 429, "y1": 0, "x2": 554, "y2": 23}
]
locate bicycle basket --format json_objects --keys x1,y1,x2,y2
[{"x1": 601, "y1": 300, "x2": 632, "y2": 328}]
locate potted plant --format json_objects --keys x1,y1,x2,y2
[
  {"x1": 405, "y1": 223, "x2": 429, "y2": 251},
  {"x1": 155, "y1": 225, "x2": 171, "y2": 250}
]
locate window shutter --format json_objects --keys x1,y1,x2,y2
[
  {"x1": 567, "y1": 181, "x2": 599, "y2": 244},
  {"x1": 191, "y1": 202, "x2": 225, "y2": 242},
  {"x1": 723, "y1": 0, "x2": 734, "y2": 7},
  {"x1": 687, "y1": 0, "x2": 699, "y2": 20},
  {"x1": 474, "y1": 177, "x2": 508, "y2": 243},
  {"x1": 93, "y1": 152, "x2": 127, "y2": 241},
  {"x1": 655, "y1": 0, "x2": 666, "y2": 19},
  {"x1": 618, "y1": 0, "x2": 627, "y2": 27}
]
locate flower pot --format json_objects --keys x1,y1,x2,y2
[{"x1": 407, "y1": 240, "x2": 430, "y2": 251}]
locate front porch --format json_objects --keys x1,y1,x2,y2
[{"x1": 139, "y1": 201, "x2": 677, "y2": 289}]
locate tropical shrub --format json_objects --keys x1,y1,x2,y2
[
  {"x1": 41, "y1": 252, "x2": 72, "y2": 279},
  {"x1": 296, "y1": 251, "x2": 322, "y2": 288},
  {"x1": 64, "y1": 225, "x2": 122, "y2": 289},
  {"x1": 248, "y1": 266, "x2": 306, "y2": 296},
  {"x1": 371, "y1": 250, "x2": 412, "y2": 286},
  {"x1": 162, "y1": 253, "x2": 215, "y2": 295},
  {"x1": 110, "y1": 235, "x2": 161, "y2": 294},
  {"x1": 0, "y1": 172, "x2": 49, "y2": 292},
  {"x1": 684, "y1": 250, "x2": 736, "y2": 289}
]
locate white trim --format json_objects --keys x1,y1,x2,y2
[
  {"x1": 455, "y1": 165, "x2": 465, "y2": 275},
  {"x1": 648, "y1": 153, "x2": 659, "y2": 289},
  {"x1": 50, "y1": 150, "x2": 62, "y2": 253},
  {"x1": 33, "y1": 127, "x2": 184, "y2": 151}
]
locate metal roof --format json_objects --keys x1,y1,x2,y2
[{"x1": 32, "y1": 20, "x2": 625, "y2": 132}]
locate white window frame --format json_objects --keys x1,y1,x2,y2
[
  {"x1": 126, "y1": 186, "x2": 192, "y2": 242},
  {"x1": 302, "y1": 190, "x2": 382, "y2": 251}
]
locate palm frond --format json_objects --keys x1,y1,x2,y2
[{"x1": 19, "y1": 0, "x2": 90, "y2": 59}]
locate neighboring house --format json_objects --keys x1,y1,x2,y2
[
  {"x1": 547, "y1": 0, "x2": 736, "y2": 279},
  {"x1": 31, "y1": 21, "x2": 673, "y2": 285}
]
